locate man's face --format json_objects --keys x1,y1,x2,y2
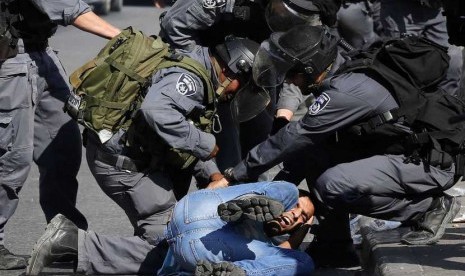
[{"x1": 264, "y1": 195, "x2": 314, "y2": 236}]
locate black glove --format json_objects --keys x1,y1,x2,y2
[
  {"x1": 312, "y1": 0, "x2": 342, "y2": 27},
  {"x1": 271, "y1": 116, "x2": 290, "y2": 135}
]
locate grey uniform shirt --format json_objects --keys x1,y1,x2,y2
[
  {"x1": 231, "y1": 72, "x2": 399, "y2": 181},
  {"x1": 140, "y1": 46, "x2": 219, "y2": 176},
  {"x1": 160, "y1": 0, "x2": 235, "y2": 51},
  {"x1": 28, "y1": 0, "x2": 91, "y2": 26}
]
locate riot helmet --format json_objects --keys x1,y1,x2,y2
[
  {"x1": 252, "y1": 25, "x2": 338, "y2": 89},
  {"x1": 213, "y1": 36, "x2": 271, "y2": 122},
  {"x1": 265, "y1": 0, "x2": 322, "y2": 32}
]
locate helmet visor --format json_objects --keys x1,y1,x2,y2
[
  {"x1": 252, "y1": 40, "x2": 295, "y2": 88},
  {"x1": 265, "y1": 0, "x2": 320, "y2": 32},
  {"x1": 230, "y1": 80, "x2": 271, "y2": 123}
]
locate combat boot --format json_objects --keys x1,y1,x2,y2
[
  {"x1": 26, "y1": 214, "x2": 78, "y2": 275},
  {"x1": 217, "y1": 195, "x2": 284, "y2": 223},
  {"x1": 401, "y1": 194, "x2": 461, "y2": 245},
  {"x1": 305, "y1": 239, "x2": 360, "y2": 268},
  {"x1": 195, "y1": 260, "x2": 246, "y2": 276},
  {"x1": 0, "y1": 245, "x2": 27, "y2": 270}
]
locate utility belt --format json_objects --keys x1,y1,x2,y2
[
  {"x1": 342, "y1": 111, "x2": 465, "y2": 180},
  {"x1": 95, "y1": 148, "x2": 148, "y2": 172},
  {"x1": 14, "y1": 39, "x2": 49, "y2": 55},
  {"x1": 23, "y1": 40, "x2": 48, "y2": 52},
  {"x1": 403, "y1": 131, "x2": 465, "y2": 178}
]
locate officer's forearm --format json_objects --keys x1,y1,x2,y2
[{"x1": 72, "y1": 11, "x2": 121, "y2": 39}]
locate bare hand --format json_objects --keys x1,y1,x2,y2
[{"x1": 207, "y1": 178, "x2": 229, "y2": 189}]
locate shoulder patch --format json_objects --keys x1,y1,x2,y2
[
  {"x1": 308, "y1": 92, "x2": 331, "y2": 115},
  {"x1": 203, "y1": 0, "x2": 226, "y2": 9},
  {"x1": 176, "y1": 73, "x2": 197, "y2": 97}
]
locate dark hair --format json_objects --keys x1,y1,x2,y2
[{"x1": 298, "y1": 189, "x2": 312, "y2": 200}]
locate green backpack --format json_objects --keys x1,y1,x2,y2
[{"x1": 66, "y1": 27, "x2": 215, "y2": 144}]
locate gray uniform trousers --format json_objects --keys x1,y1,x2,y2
[
  {"x1": 76, "y1": 229, "x2": 167, "y2": 275},
  {"x1": 380, "y1": 0, "x2": 463, "y2": 97},
  {"x1": 85, "y1": 138, "x2": 176, "y2": 245},
  {"x1": 312, "y1": 154, "x2": 454, "y2": 242},
  {"x1": 0, "y1": 41, "x2": 87, "y2": 244}
]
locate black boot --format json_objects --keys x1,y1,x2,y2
[
  {"x1": 0, "y1": 245, "x2": 27, "y2": 270},
  {"x1": 195, "y1": 260, "x2": 246, "y2": 276},
  {"x1": 217, "y1": 195, "x2": 284, "y2": 223},
  {"x1": 401, "y1": 195, "x2": 461, "y2": 245},
  {"x1": 26, "y1": 214, "x2": 78, "y2": 275},
  {"x1": 305, "y1": 239, "x2": 360, "y2": 268}
]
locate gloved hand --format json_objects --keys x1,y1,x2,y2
[
  {"x1": 271, "y1": 116, "x2": 290, "y2": 135},
  {"x1": 312, "y1": 0, "x2": 342, "y2": 27}
]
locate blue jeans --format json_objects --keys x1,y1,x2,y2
[{"x1": 161, "y1": 181, "x2": 314, "y2": 276}]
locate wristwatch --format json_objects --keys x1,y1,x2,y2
[{"x1": 223, "y1": 167, "x2": 237, "y2": 184}]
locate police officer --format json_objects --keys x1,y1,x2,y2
[
  {"x1": 25, "y1": 37, "x2": 262, "y2": 275},
  {"x1": 160, "y1": 0, "x2": 342, "y2": 177},
  {"x1": 337, "y1": 0, "x2": 381, "y2": 50},
  {"x1": 379, "y1": 0, "x2": 463, "y2": 98},
  {"x1": 210, "y1": 25, "x2": 462, "y2": 267},
  {"x1": 0, "y1": 0, "x2": 120, "y2": 270}
]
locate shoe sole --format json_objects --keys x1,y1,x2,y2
[
  {"x1": 217, "y1": 196, "x2": 284, "y2": 223},
  {"x1": 195, "y1": 260, "x2": 245, "y2": 276},
  {"x1": 401, "y1": 197, "x2": 461, "y2": 245},
  {"x1": 26, "y1": 215, "x2": 66, "y2": 275}
]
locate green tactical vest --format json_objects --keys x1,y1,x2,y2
[{"x1": 67, "y1": 27, "x2": 216, "y2": 171}]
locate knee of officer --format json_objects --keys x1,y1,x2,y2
[
  {"x1": 128, "y1": 179, "x2": 176, "y2": 218},
  {"x1": 314, "y1": 165, "x2": 358, "y2": 208}
]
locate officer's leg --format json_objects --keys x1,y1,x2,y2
[
  {"x1": 86, "y1": 139, "x2": 176, "y2": 245},
  {"x1": 379, "y1": 0, "x2": 423, "y2": 38},
  {"x1": 33, "y1": 49, "x2": 87, "y2": 230},
  {"x1": 0, "y1": 54, "x2": 35, "y2": 269},
  {"x1": 308, "y1": 154, "x2": 450, "y2": 267},
  {"x1": 77, "y1": 230, "x2": 167, "y2": 275},
  {"x1": 314, "y1": 154, "x2": 453, "y2": 221},
  {"x1": 423, "y1": 11, "x2": 463, "y2": 97}
]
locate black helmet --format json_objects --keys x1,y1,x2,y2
[
  {"x1": 253, "y1": 25, "x2": 339, "y2": 87},
  {"x1": 213, "y1": 36, "x2": 271, "y2": 123},
  {"x1": 265, "y1": 0, "x2": 322, "y2": 32},
  {"x1": 214, "y1": 36, "x2": 259, "y2": 75}
]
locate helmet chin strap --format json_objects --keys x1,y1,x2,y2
[
  {"x1": 216, "y1": 77, "x2": 235, "y2": 102},
  {"x1": 212, "y1": 55, "x2": 235, "y2": 102}
]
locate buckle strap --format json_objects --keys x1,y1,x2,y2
[
  {"x1": 95, "y1": 149, "x2": 145, "y2": 172},
  {"x1": 367, "y1": 111, "x2": 395, "y2": 129}
]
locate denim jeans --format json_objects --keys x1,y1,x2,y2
[{"x1": 160, "y1": 181, "x2": 314, "y2": 276}]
